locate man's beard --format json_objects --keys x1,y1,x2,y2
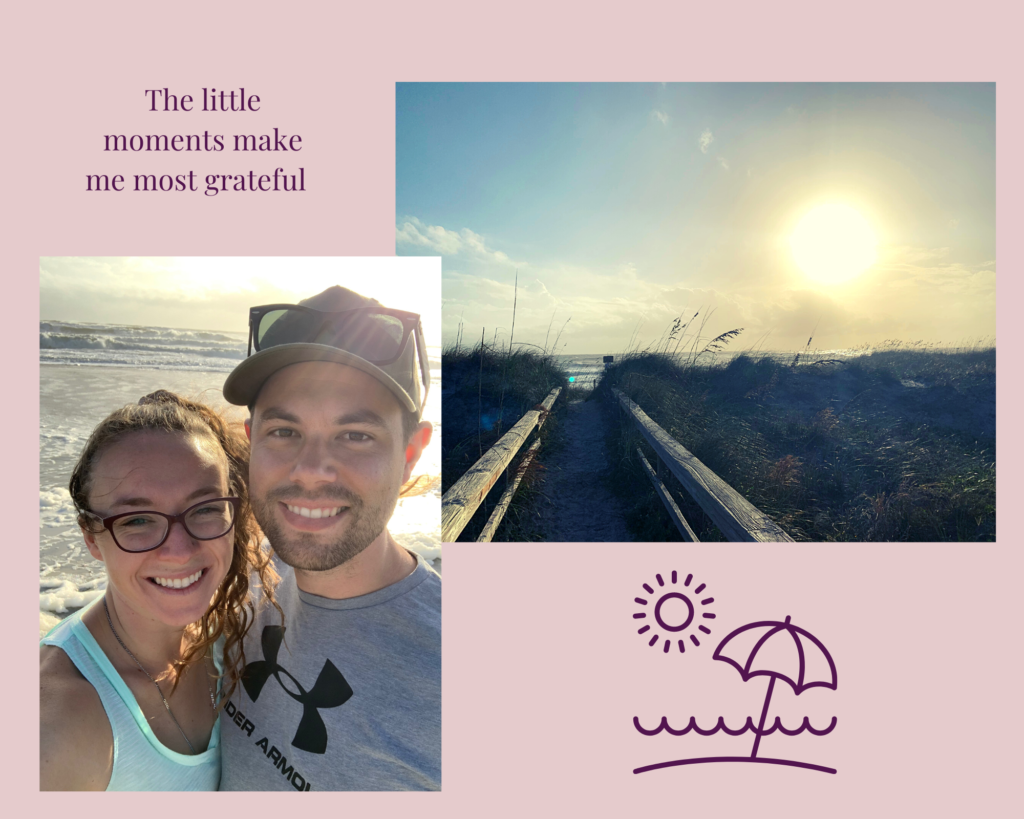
[{"x1": 251, "y1": 483, "x2": 398, "y2": 572}]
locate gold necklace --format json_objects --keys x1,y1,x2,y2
[{"x1": 103, "y1": 598, "x2": 215, "y2": 755}]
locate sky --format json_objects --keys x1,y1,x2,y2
[
  {"x1": 396, "y1": 83, "x2": 995, "y2": 354},
  {"x1": 39, "y1": 257, "x2": 442, "y2": 346}
]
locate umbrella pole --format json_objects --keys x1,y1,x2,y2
[{"x1": 750, "y1": 674, "x2": 777, "y2": 759}]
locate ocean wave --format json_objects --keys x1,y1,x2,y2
[
  {"x1": 633, "y1": 715, "x2": 837, "y2": 737},
  {"x1": 41, "y1": 321, "x2": 438, "y2": 373},
  {"x1": 40, "y1": 319, "x2": 247, "y2": 372},
  {"x1": 41, "y1": 333, "x2": 244, "y2": 357},
  {"x1": 41, "y1": 321, "x2": 238, "y2": 342},
  {"x1": 39, "y1": 578, "x2": 106, "y2": 614},
  {"x1": 40, "y1": 488, "x2": 79, "y2": 526}
]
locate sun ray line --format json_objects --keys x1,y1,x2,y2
[
  {"x1": 633, "y1": 613, "x2": 647, "y2": 619},
  {"x1": 695, "y1": 583, "x2": 706, "y2": 594},
  {"x1": 656, "y1": 574, "x2": 664, "y2": 587},
  {"x1": 635, "y1": 598, "x2": 648, "y2": 605},
  {"x1": 684, "y1": 574, "x2": 692, "y2": 586},
  {"x1": 638, "y1": 625, "x2": 650, "y2": 635},
  {"x1": 701, "y1": 597, "x2": 714, "y2": 605},
  {"x1": 699, "y1": 625, "x2": 711, "y2": 634},
  {"x1": 643, "y1": 583, "x2": 654, "y2": 594},
  {"x1": 649, "y1": 634, "x2": 660, "y2": 647},
  {"x1": 690, "y1": 635, "x2": 700, "y2": 647}
]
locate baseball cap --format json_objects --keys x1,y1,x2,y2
[{"x1": 222, "y1": 285, "x2": 428, "y2": 414}]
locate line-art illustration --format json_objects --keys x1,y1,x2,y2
[
  {"x1": 633, "y1": 571, "x2": 716, "y2": 653},
  {"x1": 633, "y1": 575, "x2": 838, "y2": 775}
]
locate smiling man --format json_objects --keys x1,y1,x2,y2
[{"x1": 218, "y1": 285, "x2": 440, "y2": 791}]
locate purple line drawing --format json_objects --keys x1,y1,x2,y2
[
  {"x1": 633, "y1": 715, "x2": 837, "y2": 737},
  {"x1": 633, "y1": 572, "x2": 715, "y2": 654},
  {"x1": 714, "y1": 616, "x2": 838, "y2": 760},
  {"x1": 633, "y1": 579, "x2": 838, "y2": 776}
]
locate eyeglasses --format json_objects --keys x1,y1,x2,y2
[
  {"x1": 247, "y1": 303, "x2": 430, "y2": 404},
  {"x1": 89, "y1": 497, "x2": 241, "y2": 554}
]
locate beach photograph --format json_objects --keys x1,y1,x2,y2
[
  {"x1": 39, "y1": 257, "x2": 442, "y2": 636},
  {"x1": 396, "y1": 83, "x2": 996, "y2": 542}
]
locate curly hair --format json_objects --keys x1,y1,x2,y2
[{"x1": 69, "y1": 389, "x2": 281, "y2": 705}]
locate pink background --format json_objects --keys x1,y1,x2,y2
[{"x1": 6, "y1": 1, "x2": 1021, "y2": 813}]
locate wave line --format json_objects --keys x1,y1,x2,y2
[{"x1": 633, "y1": 715, "x2": 837, "y2": 736}]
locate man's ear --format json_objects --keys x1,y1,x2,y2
[
  {"x1": 80, "y1": 519, "x2": 104, "y2": 563},
  {"x1": 402, "y1": 422, "x2": 432, "y2": 484},
  {"x1": 244, "y1": 419, "x2": 252, "y2": 441}
]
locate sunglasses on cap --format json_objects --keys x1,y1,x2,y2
[{"x1": 246, "y1": 303, "x2": 430, "y2": 399}]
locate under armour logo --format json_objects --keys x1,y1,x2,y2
[{"x1": 242, "y1": 625, "x2": 353, "y2": 754}]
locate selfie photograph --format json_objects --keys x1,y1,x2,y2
[{"x1": 38, "y1": 256, "x2": 441, "y2": 791}]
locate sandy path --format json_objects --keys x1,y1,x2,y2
[{"x1": 533, "y1": 398, "x2": 633, "y2": 542}]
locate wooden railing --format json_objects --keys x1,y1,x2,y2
[
  {"x1": 441, "y1": 387, "x2": 561, "y2": 542},
  {"x1": 612, "y1": 388, "x2": 793, "y2": 542}
]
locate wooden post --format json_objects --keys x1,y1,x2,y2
[
  {"x1": 612, "y1": 388, "x2": 793, "y2": 542},
  {"x1": 637, "y1": 448, "x2": 699, "y2": 541},
  {"x1": 442, "y1": 387, "x2": 561, "y2": 542},
  {"x1": 477, "y1": 438, "x2": 542, "y2": 542}
]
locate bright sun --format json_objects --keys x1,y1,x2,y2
[{"x1": 790, "y1": 203, "x2": 877, "y2": 285}]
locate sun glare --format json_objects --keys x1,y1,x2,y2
[{"x1": 790, "y1": 203, "x2": 877, "y2": 285}]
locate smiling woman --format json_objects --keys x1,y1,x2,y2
[
  {"x1": 790, "y1": 202, "x2": 878, "y2": 286},
  {"x1": 39, "y1": 392, "x2": 280, "y2": 791}
]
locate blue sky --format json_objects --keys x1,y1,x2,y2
[{"x1": 397, "y1": 83, "x2": 994, "y2": 354}]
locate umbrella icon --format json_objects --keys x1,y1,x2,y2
[
  {"x1": 713, "y1": 615, "x2": 838, "y2": 760},
  {"x1": 634, "y1": 613, "x2": 838, "y2": 775}
]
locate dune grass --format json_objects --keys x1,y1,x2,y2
[
  {"x1": 441, "y1": 342, "x2": 569, "y2": 541},
  {"x1": 600, "y1": 344, "x2": 995, "y2": 542}
]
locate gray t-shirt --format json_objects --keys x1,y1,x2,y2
[{"x1": 220, "y1": 553, "x2": 441, "y2": 791}]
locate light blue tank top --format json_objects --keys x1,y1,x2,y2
[{"x1": 41, "y1": 599, "x2": 221, "y2": 791}]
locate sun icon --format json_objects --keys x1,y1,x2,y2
[{"x1": 633, "y1": 571, "x2": 716, "y2": 654}]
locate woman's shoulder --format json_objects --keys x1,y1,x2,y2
[{"x1": 40, "y1": 643, "x2": 114, "y2": 791}]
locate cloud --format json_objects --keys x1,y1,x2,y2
[
  {"x1": 699, "y1": 129, "x2": 714, "y2": 153},
  {"x1": 435, "y1": 222, "x2": 773, "y2": 352},
  {"x1": 651, "y1": 109, "x2": 669, "y2": 125},
  {"x1": 717, "y1": 156, "x2": 730, "y2": 171},
  {"x1": 444, "y1": 249, "x2": 756, "y2": 354},
  {"x1": 396, "y1": 218, "x2": 463, "y2": 255},
  {"x1": 38, "y1": 257, "x2": 442, "y2": 341},
  {"x1": 877, "y1": 251, "x2": 996, "y2": 296},
  {"x1": 443, "y1": 269, "x2": 515, "y2": 303},
  {"x1": 396, "y1": 217, "x2": 518, "y2": 266},
  {"x1": 883, "y1": 245, "x2": 951, "y2": 264},
  {"x1": 422, "y1": 217, "x2": 994, "y2": 354}
]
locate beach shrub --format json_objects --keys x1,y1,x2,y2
[
  {"x1": 441, "y1": 342, "x2": 569, "y2": 541},
  {"x1": 601, "y1": 345, "x2": 995, "y2": 542}
]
